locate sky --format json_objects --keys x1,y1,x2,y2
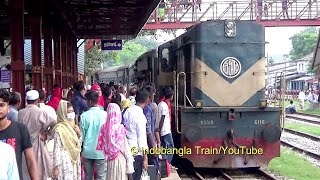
[
  {"x1": 265, "y1": 27, "x2": 306, "y2": 57},
  {"x1": 156, "y1": 26, "x2": 317, "y2": 62}
]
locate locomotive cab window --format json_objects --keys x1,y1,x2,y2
[{"x1": 161, "y1": 48, "x2": 173, "y2": 72}]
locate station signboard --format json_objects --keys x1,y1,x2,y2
[
  {"x1": 101, "y1": 39, "x2": 122, "y2": 50},
  {"x1": 0, "y1": 70, "x2": 11, "y2": 83}
]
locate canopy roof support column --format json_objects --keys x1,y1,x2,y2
[
  {"x1": 66, "y1": 36, "x2": 71, "y2": 87},
  {"x1": 73, "y1": 39, "x2": 77, "y2": 82},
  {"x1": 53, "y1": 28, "x2": 62, "y2": 86},
  {"x1": 75, "y1": 42, "x2": 79, "y2": 81},
  {"x1": 30, "y1": 16, "x2": 42, "y2": 90},
  {"x1": 43, "y1": 19, "x2": 53, "y2": 94},
  {"x1": 9, "y1": 0, "x2": 25, "y2": 106},
  {"x1": 61, "y1": 34, "x2": 67, "y2": 89},
  {"x1": 70, "y1": 38, "x2": 75, "y2": 85},
  {"x1": 0, "y1": 38, "x2": 4, "y2": 55}
]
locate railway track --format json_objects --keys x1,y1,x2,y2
[
  {"x1": 179, "y1": 167, "x2": 277, "y2": 180},
  {"x1": 281, "y1": 128, "x2": 320, "y2": 160},
  {"x1": 285, "y1": 113, "x2": 320, "y2": 125},
  {"x1": 283, "y1": 128, "x2": 320, "y2": 142},
  {"x1": 219, "y1": 168, "x2": 277, "y2": 180},
  {"x1": 295, "y1": 112, "x2": 320, "y2": 118},
  {"x1": 191, "y1": 168, "x2": 277, "y2": 180}
]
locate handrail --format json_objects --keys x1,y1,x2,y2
[
  {"x1": 175, "y1": 71, "x2": 187, "y2": 134},
  {"x1": 177, "y1": 72, "x2": 187, "y2": 107},
  {"x1": 174, "y1": 71, "x2": 181, "y2": 134}
]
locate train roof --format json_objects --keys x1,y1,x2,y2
[
  {"x1": 96, "y1": 62, "x2": 135, "y2": 74},
  {"x1": 97, "y1": 49, "x2": 158, "y2": 74}
]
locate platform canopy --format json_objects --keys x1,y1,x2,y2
[
  {"x1": 312, "y1": 30, "x2": 320, "y2": 68},
  {"x1": 0, "y1": 0, "x2": 160, "y2": 39}
]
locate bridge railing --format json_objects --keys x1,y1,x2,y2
[{"x1": 149, "y1": 0, "x2": 320, "y2": 23}]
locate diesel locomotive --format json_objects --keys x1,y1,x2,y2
[{"x1": 95, "y1": 20, "x2": 282, "y2": 168}]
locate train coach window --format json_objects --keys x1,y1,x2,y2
[{"x1": 161, "y1": 48, "x2": 173, "y2": 72}]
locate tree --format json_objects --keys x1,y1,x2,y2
[
  {"x1": 113, "y1": 42, "x2": 147, "y2": 66},
  {"x1": 268, "y1": 57, "x2": 274, "y2": 65},
  {"x1": 130, "y1": 37, "x2": 160, "y2": 51},
  {"x1": 84, "y1": 45, "x2": 108, "y2": 76},
  {"x1": 102, "y1": 41, "x2": 148, "y2": 67},
  {"x1": 289, "y1": 27, "x2": 318, "y2": 60},
  {"x1": 139, "y1": 29, "x2": 179, "y2": 40},
  {"x1": 307, "y1": 62, "x2": 317, "y2": 75}
]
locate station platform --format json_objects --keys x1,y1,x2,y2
[
  {"x1": 162, "y1": 171, "x2": 181, "y2": 180},
  {"x1": 47, "y1": 140, "x2": 181, "y2": 179}
]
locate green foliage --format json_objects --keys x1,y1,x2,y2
[
  {"x1": 285, "y1": 122, "x2": 320, "y2": 136},
  {"x1": 289, "y1": 27, "x2": 318, "y2": 60},
  {"x1": 85, "y1": 36, "x2": 161, "y2": 72},
  {"x1": 301, "y1": 27, "x2": 318, "y2": 34},
  {"x1": 84, "y1": 33, "x2": 172, "y2": 74},
  {"x1": 138, "y1": 29, "x2": 178, "y2": 40},
  {"x1": 103, "y1": 40, "x2": 152, "y2": 67},
  {"x1": 269, "y1": 147, "x2": 320, "y2": 180},
  {"x1": 130, "y1": 37, "x2": 160, "y2": 51},
  {"x1": 268, "y1": 57, "x2": 274, "y2": 65},
  {"x1": 306, "y1": 62, "x2": 317, "y2": 75},
  {"x1": 84, "y1": 45, "x2": 108, "y2": 76},
  {"x1": 110, "y1": 42, "x2": 147, "y2": 66}
]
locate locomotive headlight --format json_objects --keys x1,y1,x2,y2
[
  {"x1": 259, "y1": 99, "x2": 268, "y2": 109},
  {"x1": 225, "y1": 20, "x2": 236, "y2": 38},
  {"x1": 195, "y1": 100, "x2": 203, "y2": 108}
]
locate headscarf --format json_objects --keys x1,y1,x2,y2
[
  {"x1": 52, "y1": 100, "x2": 81, "y2": 164},
  {"x1": 96, "y1": 103, "x2": 126, "y2": 160},
  {"x1": 121, "y1": 99, "x2": 131, "y2": 110},
  {"x1": 91, "y1": 84, "x2": 105, "y2": 108},
  {"x1": 46, "y1": 87, "x2": 62, "y2": 111}
]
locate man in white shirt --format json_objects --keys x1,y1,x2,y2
[
  {"x1": 308, "y1": 90, "x2": 317, "y2": 109},
  {"x1": 298, "y1": 90, "x2": 305, "y2": 110},
  {"x1": 123, "y1": 89, "x2": 150, "y2": 180},
  {"x1": 128, "y1": 87, "x2": 137, "y2": 105},
  {"x1": 157, "y1": 87, "x2": 174, "y2": 164},
  {"x1": 119, "y1": 85, "x2": 127, "y2": 102},
  {"x1": 38, "y1": 90, "x2": 57, "y2": 122},
  {"x1": 0, "y1": 141, "x2": 20, "y2": 180}
]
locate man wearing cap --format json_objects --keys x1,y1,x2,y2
[{"x1": 18, "y1": 90, "x2": 57, "y2": 180}]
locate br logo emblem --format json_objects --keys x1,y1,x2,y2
[{"x1": 220, "y1": 57, "x2": 241, "y2": 78}]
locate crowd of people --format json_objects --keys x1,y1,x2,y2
[
  {"x1": 0, "y1": 80, "x2": 176, "y2": 180},
  {"x1": 284, "y1": 89, "x2": 320, "y2": 114}
]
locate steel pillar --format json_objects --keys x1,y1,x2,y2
[
  {"x1": 43, "y1": 20, "x2": 53, "y2": 94},
  {"x1": 75, "y1": 42, "x2": 78, "y2": 82},
  {"x1": 0, "y1": 38, "x2": 5, "y2": 56},
  {"x1": 66, "y1": 36, "x2": 72, "y2": 87},
  {"x1": 9, "y1": 0, "x2": 25, "y2": 106},
  {"x1": 53, "y1": 28, "x2": 62, "y2": 86},
  {"x1": 61, "y1": 34, "x2": 67, "y2": 89},
  {"x1": 30, "y1": 17, "x2": 42, "y2": 90},
  {"x1": 71, "y1": 38, "x2": 77, "y2": 84},
  {"x1": 70, "y1": 38, "x2": 73, "y2": 85},
  {"x1": 73, "y1": 39, "x2": 77, "y2": 82}
]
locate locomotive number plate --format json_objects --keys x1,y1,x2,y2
[
  {"x1": 200, "y1": 120, "x2": 215, "y2": 126},
  {"x1": 220, "y1": 57, "x2": 241, "y2": 78},
  {"x1": 255, "y1": 119, "x2": 265, "y2": 124}
]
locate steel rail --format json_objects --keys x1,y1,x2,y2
[
  {"x1": 284, "y1": 128, "x2": 320, "y2": 142},
  {"x1": 286, "y1": 114, "x2": 320, "y2": 125},
  {"x1": 281, "y1": 141, "x2": 320, "y2": 160}
]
